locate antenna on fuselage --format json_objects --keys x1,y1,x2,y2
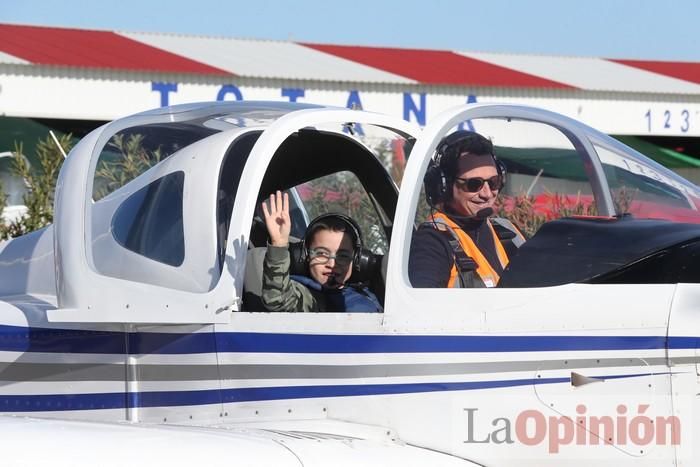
[{"x1": 49, "y1": 130, "x2": 67, "y2": 159}]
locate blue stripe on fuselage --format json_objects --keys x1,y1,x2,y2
[
  {"x1": 215, "y1": 333, "x2": 670, "y2": 353},
  {"x1": 0, "y1": 324, "x2": 695, "y2": 355},
  {"x1": 0, "y1": 324, "x2": 214, "y2": 354},
  {"x1": 3, "y1": 379, "x2": 565, "y2": 412},
  {"x1": 1, "y1": 373, "x2": 662, "y2": 412}
]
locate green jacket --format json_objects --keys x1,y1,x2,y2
[{"x1": 261, "y1": 245, "x2": 319, "y2": 312}]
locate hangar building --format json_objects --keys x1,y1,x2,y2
[{"x1": 1, "y1": 23, "x2": 700, "y2": 209}]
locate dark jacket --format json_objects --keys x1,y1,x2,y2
[{"x1": 408, "y1": 214, "x2": 504, "y2": 288}]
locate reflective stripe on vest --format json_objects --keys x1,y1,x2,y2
[{"x1": 429, "y1": 212, "x2": 510, "y2": 288}]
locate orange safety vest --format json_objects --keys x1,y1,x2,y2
[{"x1": 428, "y1": 212, "x2": 510, "y2": 288}]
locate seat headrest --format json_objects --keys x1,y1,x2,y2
[{"x1": 249, "y1": 216, "x2": 269, "y2": 248}]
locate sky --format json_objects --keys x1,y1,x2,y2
[{"x1": 2, "y1": 0, "x2": 700, "y2": 62}]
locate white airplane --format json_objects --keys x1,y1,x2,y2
[{"x1": 1, "y1": 101, "x2": 700, "y2": 466}]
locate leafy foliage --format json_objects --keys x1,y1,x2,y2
[
  {"x1": 0, "y1": 131, "x2": 164, "y2": 241},
  {"x1": 93, "y1": 134, "x2": 162, "y2": 200},
  {"x1": 0, "y1": 134, "x2": 72, "y2": 240},
  {"x1": 611, "y1": 186, "x2": 635, "y2": 214},
  {"x1": 294, "y1": 137, "x2": 411, "y2": 253},
  {"x1": 0, "y1": 179, "x2": 6, "y2": 223},
  {"x1": 495, "y1": 186, "x2": 640, "y2": 238},
  {"x1": 300, "y1": 172, "x2": 389, "y2": 253},
  {"x1": 496, "y1": 192, "x2": 597, "y2": 238}
]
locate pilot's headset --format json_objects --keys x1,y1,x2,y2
[
  {"x1": 290, "y1": 213, "x2": 374, "y2": 279},
  {"x1": 424, "y1": 130, "x2": 506, "y2": 207}
]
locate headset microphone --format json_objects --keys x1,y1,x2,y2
[
  {"x1": 325, "y1": 274, "x2": 339, "y2": 289},
  {"x1": 475, "y1": 207, "x2": 494, "y2": 219}
]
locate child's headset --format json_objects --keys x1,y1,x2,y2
[{"x1": 289, "y1": 213, "x2": 375, "y2": 280}]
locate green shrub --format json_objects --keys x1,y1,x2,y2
[
  {"x1": 0, "y1": 133, "x2": 73, "y2": 240},
  {"x1": 93, "y1": 134, "x2": 162, "y2": 201}
]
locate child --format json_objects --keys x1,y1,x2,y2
[{"x1": 260, "y1": 191, "x2": 382, "y2": 313}]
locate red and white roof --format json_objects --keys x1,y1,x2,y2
[{"x1": 2, "y1": 23, "x2": 700, "y2": 94}]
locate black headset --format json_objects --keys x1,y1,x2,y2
[
  {"x1": 289, "y1": 213, "x2": 376, "y2": 281},
  {"x1": 424, "y1": 130, "x2": 506, "y2": 207}
]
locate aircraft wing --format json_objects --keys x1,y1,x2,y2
[{"x1": 0, "y1": 415, "x2": 480, "y2": 467}]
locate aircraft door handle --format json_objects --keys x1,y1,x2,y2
[{"x1": 570, "y1": 371, "x2": 605, "y2": 387}]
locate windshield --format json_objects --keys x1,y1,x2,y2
[{"x1": 590, "y1": 131, "x2": 700, "y2": 223}]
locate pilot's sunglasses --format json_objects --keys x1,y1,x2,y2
[
  {"x1": 309, "y1": 247, "x2": 354, "y2": 265},
  {"x1": 453, "y1": 175, "x2": 503, "y2": 193}
]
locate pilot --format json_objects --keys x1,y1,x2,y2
[
  {"x1": 409, "y1": 130, "x2": 524, "y2": 288},
  {"x1": 260, "y1": 191, "x2": 382, "y2": 312}
]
